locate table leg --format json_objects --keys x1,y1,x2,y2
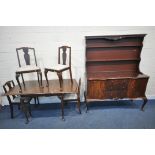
[
  {"x1": 60, "y1": 95, "x2": 65, "y2": 121},
  {"x1": 20, "y1": 97, "x2": 30, "y2": 124}
]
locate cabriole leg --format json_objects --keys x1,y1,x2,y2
[
  {"x1": 16, "y1": 73, "x2": 22, "y2": 92},
  {"x1": 20, "y1": 98, "x2": 30, "y2": 124},
  {"x1": 44, "y1": 69, "x2": 49, "y2": 87},
  {"x1": 141, "y1": 96, "x2": 148, "y2": 111}
]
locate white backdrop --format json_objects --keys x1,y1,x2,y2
[{"x1": 0, "y1": 26, "x2": 155, "y2": 105}]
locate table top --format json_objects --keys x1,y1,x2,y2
[{"x1": 5, "y1": 79, "x2": 78, "y2": 96}]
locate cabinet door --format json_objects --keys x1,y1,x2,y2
[
  {"x1": 127, "y1": 78, "x2": 149, "y2": 98},
  {"x1": 87, "y1": 80, "x2": 106, "y2": 99},
  {"x1": 105, "y1": 79, "x2": 129, "y2": 91},
  {"x1": 105, "y1": 79, "x2": 129, "y2": 98}
]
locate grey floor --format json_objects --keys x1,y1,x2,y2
[{"x1": 0, "y1": 97, "x2": 155, "y2": 129}]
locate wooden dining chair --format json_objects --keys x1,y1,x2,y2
[
  {"x1": 3, "y1": 80, "x2": 32, "y2": 123},
  {"x1": 44, "y1": 46, "x2": 73, "y2": 90},
  {"x1": 63, "y1": 78, "x2": 81, "y2": 114},
  {"x1": 16, "y1": 47, "x2": 42, "y2": 91}
]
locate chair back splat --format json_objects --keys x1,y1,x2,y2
[
  {"x1": 3, "y1": 80, "x2": 16, "y2": 104},
  {"x1": 16, "y1": 47, "x2": 37, "y2": 67},
  {"x1": 58, "y1": 46, "x2": 71, "y2": 67}
]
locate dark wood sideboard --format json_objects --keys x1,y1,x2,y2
[{"x1": 85, "y1": 34, "x2": 149, "y2": 111}]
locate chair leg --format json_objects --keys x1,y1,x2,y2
[
  {"x1": 21, "y1": 73, "x2": 25, "y2": 87},
  {"x1": 37, "y1": 72, "x2": 40, "y2": 86},
  {"x1": 39, "y1": 71, "x2": 43, "y2": 87},
  {"x1": 34, "y1": 97, "x2": 39, "y2": 107},
  {"x1": 40, "y1": 72, "x2": 42, "y2": 86},
  {"x1": 34, "y1": 97, "x2": 37, "y2": 105},
  {"x1": 16, "y1": 73, "x2": 22, "y2": 92},
  {"x1": 28, "y1": 102, "x2": 32, "y2": 117},
  {"x1": 57, "y1": 72, "x2": 63, "y2": 91},
  {"x1": 37, "y1": 97, "x2": 40, "y2": 104},
  {"x1": 44, "y1": 69, "x2": 49, "y2": 87},
  {"x1": 69, "y1": 68, "x2": 73, "y2": 83}
]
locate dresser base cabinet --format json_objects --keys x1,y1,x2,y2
[
  {"x1": 85, "y1": 34, "x2": 149, "y2": 110},
  {"x1": 87, "y1": 77, "x2": 149, "y2": 100}
]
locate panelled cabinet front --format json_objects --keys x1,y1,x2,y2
[{"x1": 85, "y1": 34, "x2": 149, "y2": 109}]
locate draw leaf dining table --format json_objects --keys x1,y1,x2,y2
[{"x1": 4, "y1": 79, "x2": 79, "y2": 123}]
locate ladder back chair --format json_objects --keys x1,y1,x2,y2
[
  {"x1": 3, "y1": 80, "x2": 32, "y2": 123},
  {"x1": 44, "y1": 46, "x2": 73, "y2": 90},
  {"x1": 16, "y1": 47, "x2": 42, "y2": 91}
]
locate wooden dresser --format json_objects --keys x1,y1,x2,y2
[{"x1": 85, "y1": 34, "x2": 149, "y2": 111}]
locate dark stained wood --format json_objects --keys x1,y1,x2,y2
[
  {"x1": 4, "y1": 79, "x2": 79, "y2": 121},
  {"x1": 87, "y1": 71, "x2": 141, "y2": 80},
  {"x1": 86, "y1": 34, "x2": 145, "y2": 48},
  {"x1": 23, "y1": 47, "x2": 30, "y2": 65},
  {"x1": 45, "y1": 46, "x2": 73, "y2": 90},
  {"x1": 5, "y1": 79, "x2": 78, "y2": 96},
  {"x1": 85, "y1": 34, "x2": 149, "y2": 111},
  {"x1": 61, "y1": 46, "x2": 67, "y2": 65},
  {"x1": 86, "y1": 47, "x2": 141, "y2": 61},
  {"x1": 87, "y1": 61, "x2": 140, "y2": 73}
]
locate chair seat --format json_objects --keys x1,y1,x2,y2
[
  {"x1": 63, "y1": 93, "x2": 77, "y2": 100},
  {"x1": 13, "y1": 96, "x2": 32, "y2": 103},
  {"x1": 16, "y1": 65, "x2": 40, "y2": 73},
  {"x1": 46, "y1": 64, "x2": 69, "y2": 71}
]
